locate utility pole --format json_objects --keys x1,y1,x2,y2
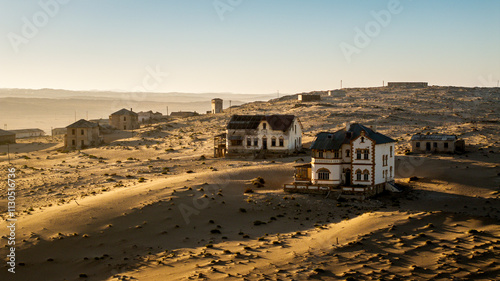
[
  {"x1": 166, "y1": 106, "x2": 169, "y2": 116},
  {"x1": 383, "y1": 80, "x2": 385, "y2": 87},
  {"x1": 7, "y1": 143, "x2": 10, "y2": 164},
  {"x1": 277, "y1": 90, "x2": 279, "y2": 99},
  {"x1": 229, "y1": 100, "x2": 232, "y2": 115},
  {"x1": 340, "y1": 80, "x2": 342, "y2": 89}
]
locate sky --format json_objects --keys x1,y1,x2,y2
[{"x1": 0, "y1": 0, "x2": 499, "y2": 95}]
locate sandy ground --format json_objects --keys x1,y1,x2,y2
[{"x1": 0, "y1": 86, "x2": 499, "y2": 280}]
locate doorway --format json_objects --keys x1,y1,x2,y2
[
  {"x1": 426, "y1": 142, "x2": 431, "y2": 151},
  {"x1": 262, "y1": 137, "x2": 267, "y2": 150}
]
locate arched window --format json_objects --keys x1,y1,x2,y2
[
  {"x1": 390, "y1": 146, "x2": 393, "y2": 157},
  {"x1": 363, "y1": 170, "x2": 369, "y2": 181},
  {"x1": 317, "y1": 169, "x2": 330, "y2": 180},
  {"x1": 279, "y1": 137, "x2": 284, "y2": 147},
  {"x1": 356, "y1": 169, "x2": 362, "y2": 181},
  {"x1": 271, "y1": 137, "x2": 276, "y2": 147}
]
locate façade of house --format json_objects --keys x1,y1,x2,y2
[
  {"x1": 225, "y1": 115, "x2": 303, "y2": 156},
  {"x1": 285, "y1": 123, "x2": 398, "y2": 198}
]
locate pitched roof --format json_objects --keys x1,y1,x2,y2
[
  {"x1": 66, "y1": 119, "x2": 99, "y2": 128},
  {"x1": 0, "y1": 129, "x2": 15, "y2": 136},
  {"x1": 110, "y1": 108, "x2": 138, "y2": 116},
  {"x1": 226, "y1": 115, "x2": 296, "y2": 132},
  {"x1": 410, "y1": 134, "x2": 457, "y2": 141},
  {"x1": 311, "y1": 123, "x2": 396, "y2": 150}
]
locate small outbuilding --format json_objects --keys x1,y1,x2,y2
[
  {"x1": 410, "y1": 134, "x2": 464, "y2": 153},
  {"x1": 298, "y1": 94, "x2": 321, "y2": 102},
  {"x1": 170, "y1": 111, "x2": 199, "y2": 118},
  {"x1": 65, "y1": 119, "x2": 103, "y2": 150},
  {"x1": 0, "y1": 129, "x2": 16, "y2": 144}
]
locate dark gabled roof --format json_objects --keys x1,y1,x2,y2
[
  {"x1": 226, "y1": 115, "x2": 296, "y2": 132},
  {"x1": 410, "y1": 134, "x2": 457, "y2": 141},
  {"x1": 0, "y1": 129, "x2": 15, "y2": 136},
  {"x1": 310, "y1": 123, "x2": 396, "y2": 150},
  {"x1": 66, "y1": 119, "x2": 99, "y2": 128},
  {"x1": 110, "y1": 108, "x2": 138, "y2": 116}
]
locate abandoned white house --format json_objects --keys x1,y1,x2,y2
[
  {"x1": 284, "y1": 123, "x2": 398, "y2": 198},
  {"x1": 225, "y1": 115, "x2": 302, "y2": 156},
  {"x1": 9, "y1": 128, "x2": 45, "y2": 139},
  {"x1": 109, "y1": 108, "x2": 139, "y2": 130},
  {"x1": 211, "y1": 98, "x2": 223, "y2": 114},
  {"x1": 410, "y1": 134, "x2": 465, "y2": 153},
  {"x1": 65, "y1": 119, "x2": 103, "y2": 150},
  {"x1": 0, "y1": 129, "x2": 16, "y2": 144}
]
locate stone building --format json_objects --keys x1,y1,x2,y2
[
  {"x1": 298, "y1": 94, "x2": 321, "y2": 102},
  {"x1": 9, "y1": 128, "x2": 45, "y2": 138},
  {"x1": 410, "y1": 134, "x2": 465, "y2": 153},
  {"x1": 387, "y1": 82, "x2": 428, "y2": 88},
  {"x1": 109, "y1": 108, "x2": 139, "y2": 130},
  {"x1": 0, "y1": 129, "x2": 16, "y2": 144},
  {"x1": 65, "y1": 119, "x2": 103, "y2": 150},
  {"x1": 211, "y1": 98, "x2": 223, "y2": 114}
]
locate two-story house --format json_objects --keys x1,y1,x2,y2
[
  {"x1": 285, "y1": 123, "x2": 397, "y2": 198},
  {"x1": 225, "y1": 115, "x2": 303, "y2": 156}
]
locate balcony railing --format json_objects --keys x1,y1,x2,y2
[{"x1": 312, "y1": 158, "x2": 343, "y2": 164}]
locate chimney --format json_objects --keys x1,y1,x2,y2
[
  {"x1": 344, "y1": 121, "x2": 352, "y2": 132},
  {"x1": 130, "y1": 108, "x2": 133, "y2": 112}
]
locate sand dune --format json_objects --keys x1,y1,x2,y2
[{"x1": 1, "y1": 86, "x2": 499, "y2": 280}]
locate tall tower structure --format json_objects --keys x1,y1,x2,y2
[{"x1": 211, "y1": 98, "x2": 223, "y2": 114}]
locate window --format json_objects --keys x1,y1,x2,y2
[
  {"x1": 279, "y1": 138, "x2": 284, "y2": 147},
  {"x1": 317, "y1": 169, "x2": 330, "y2": 180},
  {"x1": 416, "y1": 142, "x2": 420, "y2": 148},
  {"x1": 390, "y1": 146, "x2": 393, "y2": 157},
  {"x1": 383, "y1": 155, "x2": 388, "y2": 166},
  {"x1": 124, "y1": 116, "x2": 126, "y2": 121},
  {"x1": 231, "y1": 140, "x2": 242, "y2": 146},
  {"x1": 390, "y1": 166, "x2": 393, "y2": 178},
  {"x1": 356, "y1": 150, "x2": 362, "y2": 159},
  {"x1": 433, "y1": 142, "x2": 437, "y2": 148},
  {"x1": 263, "y1": 123, "x2": 267, "y2": 129},
  {"x1": 72, "y1": 140, "x2": 75, "y2": 145},
  {"x1": 72, "y1": 129, "x2": 75, "y2": 135},
  {"x1": 81, "y1": 129, "x2": 84, "y2": 135},
  {"x1": 364, "y1": 149, "x2": 369, "y2": 160},
  {"x1": 254, "y1": 138, "x2": 258, "y2": 146},
  {"x1": 363, "y1": 170, "x2": 369, "y2": 181},
  {"x1": 356, "y1": 170, "x2": 362, "y2": 181},
  {"x1": 295, "y1": 125, "x2": 297, "y2": 132},
  {"x1": 361, "y1": 137, "x2": 365, "y2": 143},
  {"x1": 318, "y1": 151, "x2": 323, "y2": 158},
  {"x1": 346, "y1": 149, "x2": 350, "y2": 157},
  {"x1": 271, "y1": 137, "x2": 276, "y2": 147},
  {"x1": 247, "y1": 138, "x2": 252, "y2": 147},
  {"x1": 334, "y1": 150, "x2": 340, "y2": 158},
  {"x1": 124, "y1": 125, "x2": 127, "y2": 130},
  {"x1": 444, "y1": 142, "x2": 449, "y2": 148}
]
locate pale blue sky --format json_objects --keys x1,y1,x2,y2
[{"x1": 1, "y1": 0, "x2": 499, "y2": 94}]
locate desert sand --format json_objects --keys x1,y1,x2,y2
[{"x1": 0, "y1": 86, "x2": 499, "y2": 280}]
